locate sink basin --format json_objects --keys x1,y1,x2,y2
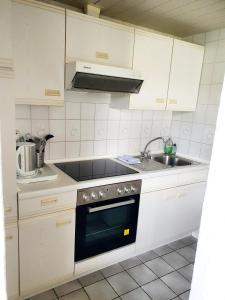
[
  {"x1": 132, "y1": 154, "x2": 198, "y2": 171},
  {"x1": 151, "y1": 155, "x2": 193, "y2": 167}
]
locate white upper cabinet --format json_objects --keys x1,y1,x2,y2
[
  {"x1": 12, "y1": 0, "x2": 65, "y2": 106},
  {"x1": 166, "y1": 39, "x2": 204, "y2": 111},
  {"x1": 66, "y1": 10, "x2": 134, "y2": 68},
  {"x1": 0, "y1": 0, "x2": 12, "y2": 66},
  {"x1": 130, "y1": 30, "x2": 173, "y2": 110},
  {"x1": 19, "y1": 209, "x2": 75, "y2": 296}
]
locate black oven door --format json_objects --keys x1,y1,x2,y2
[{"x1": 75, "y1": 195, "x2": 140, "y2": 261}]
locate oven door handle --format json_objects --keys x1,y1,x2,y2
[{"x1": 88, "y1": 199, "x2": 135, "y2": 213}]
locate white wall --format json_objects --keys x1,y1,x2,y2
[{"x1": 189, "y1": 75, "x2": 225, "y2": 300}]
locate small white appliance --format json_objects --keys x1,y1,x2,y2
[{"x1": 16, "y1": 142, "x2": 37, "y2": 177}]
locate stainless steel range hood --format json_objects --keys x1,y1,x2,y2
[{"x1": 65, "y1": 61, "x2": 143, "y2": 94}]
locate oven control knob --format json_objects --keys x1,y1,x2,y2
[
  {"x1": 98, "y1": 191, "x2": 105, "y2": 199},
  {"x1": 131, "y1": 186, "x2": 137, "y2": 193},
  {"x1": 117, "y1": 188, "x2": 123, "y2": 195},
  {"x1": 124, "y1": 187, "x2": 130, "y2": 194},
  {"x1": 91, "y1": 192, "x2": 98, "y2": 200},
  {"x1": 82, "y1": 193, "x2": 90, "y2": 202}
]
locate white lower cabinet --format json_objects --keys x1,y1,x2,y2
[
  {"x1": 5, "y1": 223, "x2": 19, "y2": 300},
  {"x1": 19, "y1": 209, "x2": 75, "y2": 297},
  {"x1": 136, "y1": 182, "x2": 206, "y2": 254}
]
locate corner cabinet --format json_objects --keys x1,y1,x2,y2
[
  {"x1": 129, "y1": 30, "x2": 173, "y2": 110},
  {"x1": 167, "y1": 40, "x2": 204, "y2": 111},
  {"x1": 12, "y1": 0, "x2": 65, "y2": 106},
  {"x1": 19, "y1": 209, "x2": 75, "y2": 297},
  {"x1": 136, "y1": 182, "x2": 206, "y2": 254},
  {"x1": 66, "y1": 10, "x2": 134, "y2": 68}
]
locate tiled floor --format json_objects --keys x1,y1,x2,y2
[{"x1": 28, "y1": 236, "x2": 197, "y2": 300}]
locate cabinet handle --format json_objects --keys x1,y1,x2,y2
[
  {"x1": 155, "y1": 98, "x2": 165, "y2": 104},
  {"x1": 6, "y1": 235, "x2": 13, "y2": 240},
  {"x1": 96, "y1": 51, "x2": 109, "y2": 59},
  {"x1": 169, "y1": 99, "x2": 177, "y2": 104},
  {"x1": 5, "y1": 207, "x2": 12, "y2": 213},
  {"x1": 41, "y1": 197, "x2": 58, "y2": 206},
  {"x1": 45, "y1": 89, "x2": 61, "y2": 97},
  {"x1": 56, "y1": 220, "x2": 72, "y2": 227}
]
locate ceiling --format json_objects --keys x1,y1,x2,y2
[{"x1": 42, "y1": 0, "x2": 225, "y2": 37}]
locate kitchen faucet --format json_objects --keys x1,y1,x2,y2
[{"x1": 141, "y1": 137, "x2": 173, "y2": 158}]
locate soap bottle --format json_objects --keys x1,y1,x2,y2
[
  {"x1": 172, "y1": 143, "x2": 177, "y2": 156},
  {"x1": 164, "y1": 138, "x2": 173, "y2": 155}
]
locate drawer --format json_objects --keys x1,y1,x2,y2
[
  {"x1": 141, "y1": 174, "x2": 178, "y2": 193},
  {"x1": 19, "y1": 191, "x2": 76, "y2": 218},
  {"x1": 178, "y1": 169, "x2": 208, "y2": 186}
]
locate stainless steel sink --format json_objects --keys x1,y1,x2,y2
[
  {"x1": 132, "y1": 154, "x2": 198, "y2": 171},
  {"x1": 151, "y1": 155, "x2": 193, "y2": 167}
]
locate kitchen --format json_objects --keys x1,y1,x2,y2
[{"x1": 0, "y1": 0, "x2": 225, "y2": 299}]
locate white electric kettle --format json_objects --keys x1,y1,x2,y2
[{"x1": 16, "y1": 142, "x2": 37, "y2": 177}]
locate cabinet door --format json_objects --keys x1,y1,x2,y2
[
  {"x1": 66, "y1": 10, "x2": 134, "y2": 68},
  {"x1": 136, "y1": 182, "x2": 206, "y2": 253},
  {"x1": 0, "y1": 79, "x2": 17, "y2": 222},
  {"x1": 129, "y1": 30, "x2": 173, "y2": 110},
  {"x1": 167, "y1": 39, "x2": 204, "y2": 111},
  {"x1": 13, "y1": 0, "x2": 65, "y2": 106},
  {"x1": 5, "y1": 224, "x2": 19, "y2": 300},
  {"x1": 0, "y1": 0, "x2": 12, "y2": 65},
  {"x1": 19, "y1": 210, "x2": 75, "y2": 296}
]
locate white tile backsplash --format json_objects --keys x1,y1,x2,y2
[
  {"x1": 16, "y1": 119, "x2": 31, "y2": 134},
  {"x1": 66, "y1": 102, "x2": 80, "y2": 119},
  {"x1": 50, "y1": 142, "x2": 65, "y2": 159},
  {"x1": 107, "y1": 120, "x2": 120, "y2": 140},
  {"x1": 81, "y1": 120, "x2": 94, "y2": 141},
  {"x1": 94, "y1": 140, "x2": 107, "y2": 156},
  {"x1": 49, "y1": 120, "x2": 65, "y2": 142},
  {"x1": 95, "y1": 120, "x2": 108, "y2": 140},
  {"x1": 81, "y1": 103, "x2": 95, "y2": 119},
  {"x1": 31, "y1": 106, "x2": 49, "y2": 120},
  {"x1": 80, "y1": 141, "x2": 94, "y2": 157},
  {"x1": 95, "y1": 104, "x2": 109, "y2": 120},
  {"x1": 31, "y1": 119, "x2": 49, "y2": 138},
  {"x1": 66, "y1": 120, "x2": 80, "y2": 141},
  {"x1": 205, "y1": 30, "x2": 220, "y2": 43},
  {"x1": 49, "y1": 106, "x2": 65, "y2": 120},
  {"x1": 66, "y1": 142, "x2": 80, "y2": 158},
  {"x1": 16, "y1": 105, "x2": 30, "y2": 119}
]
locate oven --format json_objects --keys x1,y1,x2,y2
[{"x1": 75, "y1": 180, "x2": 141, "y2": 262}]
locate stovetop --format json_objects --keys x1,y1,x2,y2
[{"x1": 55, "y1": 159, "x2": 138, "y2": 182}]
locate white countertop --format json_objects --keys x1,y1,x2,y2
[{"x1": 17, "y1": 153, "x2": 209, "y2": 200}]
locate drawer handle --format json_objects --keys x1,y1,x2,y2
[
  {"x1": 41, "y1": 198, "x2": 58, "y2": 206},
  {"x1": 45, "y1": 89, "x2": 61, "y2": 97},
  {"x1": 6, "y1": 235, "x2": 13, "y2": 240},
  {"x1": 169, "y1": 99, "x2": 177, "y2": 104},
  {"x1": 5, "y1": 207, "x2": 12, "y2": 213},
  {"x1": 56, "y1": 220, "x2": 72, "y2": 227},
  {"x1": 155, "y1": 98, "x2": 165, "y2": 104}
]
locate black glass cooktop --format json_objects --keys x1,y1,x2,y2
[{"x1": 55, "y1": 159, "x2": 138, "y2": 182}]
